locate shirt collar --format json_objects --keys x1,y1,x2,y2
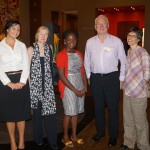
[
  {"x1": 96, "y1": 33, "x2": 110, "y2": 39},
  {"x1": 1, "y1": 37, "x2": 18, "y2": 45}
]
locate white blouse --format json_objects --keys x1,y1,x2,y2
[{"x1": 0, "y1": 38, "x2": 30, "y2": 85}]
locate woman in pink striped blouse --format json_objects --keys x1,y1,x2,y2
[{"x1": 121, "y1": 27, "x2": 150, "y2": 150}]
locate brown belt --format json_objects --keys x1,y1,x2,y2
[{"x1": 6, "y1": 71, "x2": 22, "y2": 75}]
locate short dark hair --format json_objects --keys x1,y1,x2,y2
[
  {"x1": 128, "y1": 26, "x2": 143, "y2": 41},
  {"x1": 62, "y1": 30, "x2": 78, "y2": 40},
  {"x1": 3, "y1": 20, "x2": 20, "y2": 35}
]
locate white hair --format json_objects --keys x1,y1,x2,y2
[{"x1": 95, "y1": 15, "x2": 109, "y2": 26}]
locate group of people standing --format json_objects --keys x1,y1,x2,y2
[
  {"x1": 0, "y1": 14, "x2": 149, "y2": 150},
  {"x1": 0, "y1": 20, "x2": 86, "y2": 150},
  {"x1": 0, "y1": 21, "x2": 59, "y2": 150},
  {"x1": 84, "y1": 15, "x2": 150, "y2": 150}
]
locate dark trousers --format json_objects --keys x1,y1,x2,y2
[
  {"x1": 32, "y1": 101, "x2": 57, "y2": 145},
  {"x1": 90, "y1": 72, "x2": 120, "y2": 138}
]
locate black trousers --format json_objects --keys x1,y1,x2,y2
[
  {"x1": 90, "y1": 72, "x2": 120, "y2": 138},
  {"x1": 32, "y1": 101, "x2": 57, "y2": 145}
]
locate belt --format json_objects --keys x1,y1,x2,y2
[
  {"x1": 6, "y1": 70, "x2": 22, "y2": 75},
  {"x1": 92, "y1": 71, "x2": 117, "y2": 76},
  {"x1": 68, "y1": 72, "x2": 80, "y2": 75}
]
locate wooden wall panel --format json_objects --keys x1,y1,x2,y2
[{"x1": 29, "y1": 0, "x2": 41, "y2": 44}]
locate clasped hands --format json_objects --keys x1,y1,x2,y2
[
  {"x1": 7, "y1": 82, "x2": 25, "y2": 90},
  {"x1": 75, "y1": 87, "x2": 87, "y2": 97}
]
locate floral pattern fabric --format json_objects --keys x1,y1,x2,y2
[{"x1": 30, "y1": 43, "x2": 56, "y2": 115}]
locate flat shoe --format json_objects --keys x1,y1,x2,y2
[
  {"x1": 61, "y1": 139, "x2": 74, "y2": 147},
  {"x1": 76, "y1": 138, "x2": 84, "y2": 144},
  {"x1": 71, "y1": 137, "x2": 84, "y2": 144}
]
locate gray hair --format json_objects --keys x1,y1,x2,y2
[
  {"x1": 128, "y1": 26, "x2": 143, "y2": 41},
  {"x1": 95, "y1": 15, "x2": 109, "y2": 27}
]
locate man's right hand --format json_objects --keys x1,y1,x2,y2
[{"x1": 88, "y1": 78, "x2": 90, "y2": 86}]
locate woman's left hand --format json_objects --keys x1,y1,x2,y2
[{"x1": 80, "y1": 88, "x2": 86, "y2": 94}]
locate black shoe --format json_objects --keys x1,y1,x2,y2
[
  {"x1": 108, "y1": 137, "x2": 117, "y2": 147},
  {"x1": 36, "y1": 143, "x2": 43, "y2": 146},
  {"x1": 50, "y1": 144, "x2": 61, "y2": 150},
  {"x1": 34, "y1": 140, "x2": 43, "y2": 146},
  {"x1": 91, "y1": 133, "x2": 104, "y2": 142},
  {"x1": 120, "y1": 144, "x2": 129, "y2": 150}
]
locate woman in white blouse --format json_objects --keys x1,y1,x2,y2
[{"x1": 0, "y1": 20, "x2": 31, "y2": 150}]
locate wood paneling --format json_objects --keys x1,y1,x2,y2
[{"x1": 29, "y1": 0, "x2": 41, "y2": 44}]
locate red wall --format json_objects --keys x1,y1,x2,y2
[
  {"x1": 96, "y1": 8, "x2": 144, "y2": 37},
  {"x1": 106, "y1": 11, "x2": 144, "y2": 36}
]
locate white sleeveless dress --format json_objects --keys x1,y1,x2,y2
[{"x1": 62, "y1": 53, "x2": 85, "y2": 116}]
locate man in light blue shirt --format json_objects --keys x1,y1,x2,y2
[{"x1": 84, "y1": 15, "x2": 126, "y2": 147}]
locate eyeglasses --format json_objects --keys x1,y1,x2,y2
[{"x1": 127, "y1": 34, "x2": 137, "y2": 38}]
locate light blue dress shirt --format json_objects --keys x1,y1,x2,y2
[{"x1": 84, "y1": 34, "x2": 126, "y2": 81}]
